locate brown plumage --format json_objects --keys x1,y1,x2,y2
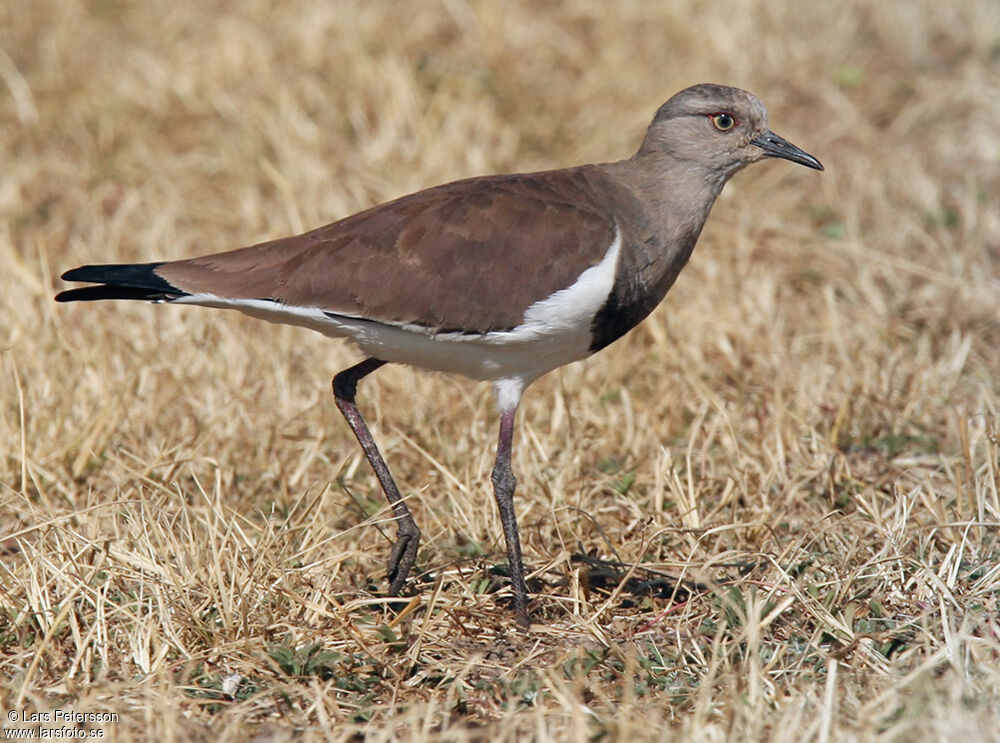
[
  {"x1": 158, "y1": 168, "x2": 619, "y2": 334},
  {"x1": 57, "y1": 84, "x2": 822, "y2": 626}
]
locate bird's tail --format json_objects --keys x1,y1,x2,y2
[{"x1": 55, "y1": 262, "x2": 188, "y2": 302}]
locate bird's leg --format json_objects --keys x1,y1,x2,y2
[
  {"x1": 332, "y1": 358, "x2": 421, "y2": 596},
  {"x1": 491, "y1": 407, "x2": 531, "y2": 627}
]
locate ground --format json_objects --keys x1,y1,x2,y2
[{"x1": 2, "y1": 1, "x2": 1000, "y2": 740}]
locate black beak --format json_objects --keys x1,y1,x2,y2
[{"x1": 751, "y1": 130, "x2": 824, "y2": 171}]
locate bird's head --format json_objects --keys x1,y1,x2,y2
[{"x1": 638, "y1": 84, "x2": 823, "y2": 181}]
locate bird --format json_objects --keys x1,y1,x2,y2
[{"x1": 56, "y1": 84, "x2": 822, "y2": 627}]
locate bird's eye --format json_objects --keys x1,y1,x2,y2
[{"x1": 710, "y1": 113, "x2": 736, "y2": 131}]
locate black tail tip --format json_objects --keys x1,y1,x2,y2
[
  {"x1": 55, "y1": 285, "x2": 175, "y2": 302},
  {"x1": 55, "y1": 262, "x2": 185, "y2": 302}
]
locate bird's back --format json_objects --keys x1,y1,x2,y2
[{"x1": 157, "y1": 165, "x2": 624, "y2": 336}]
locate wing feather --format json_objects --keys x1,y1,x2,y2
[{"x1": 156, "y1": 166, "x2": 619, "y2": 334}]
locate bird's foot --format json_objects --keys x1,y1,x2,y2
[{"x1": 386, "y1": 524, "x2": 421, "y2": 596}]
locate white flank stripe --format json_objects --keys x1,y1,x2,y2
[
  {"x1": 507, "y1": 228, "x2": 621, "y2": 343},
  {"x1": 170, "y1": 228, "x2": 622, "y2": 396}
]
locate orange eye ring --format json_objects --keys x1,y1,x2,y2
[{"x1": 710, "y1": 113, "x2": 737, "y2": 131}]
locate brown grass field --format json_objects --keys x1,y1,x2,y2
[{"x1": 3, "y1": 1, "x2": 1000, "y2": 739}]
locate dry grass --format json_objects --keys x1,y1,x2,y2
[{"x1": 3, "y1": 0, "x2": 1000, "y2": 739}]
